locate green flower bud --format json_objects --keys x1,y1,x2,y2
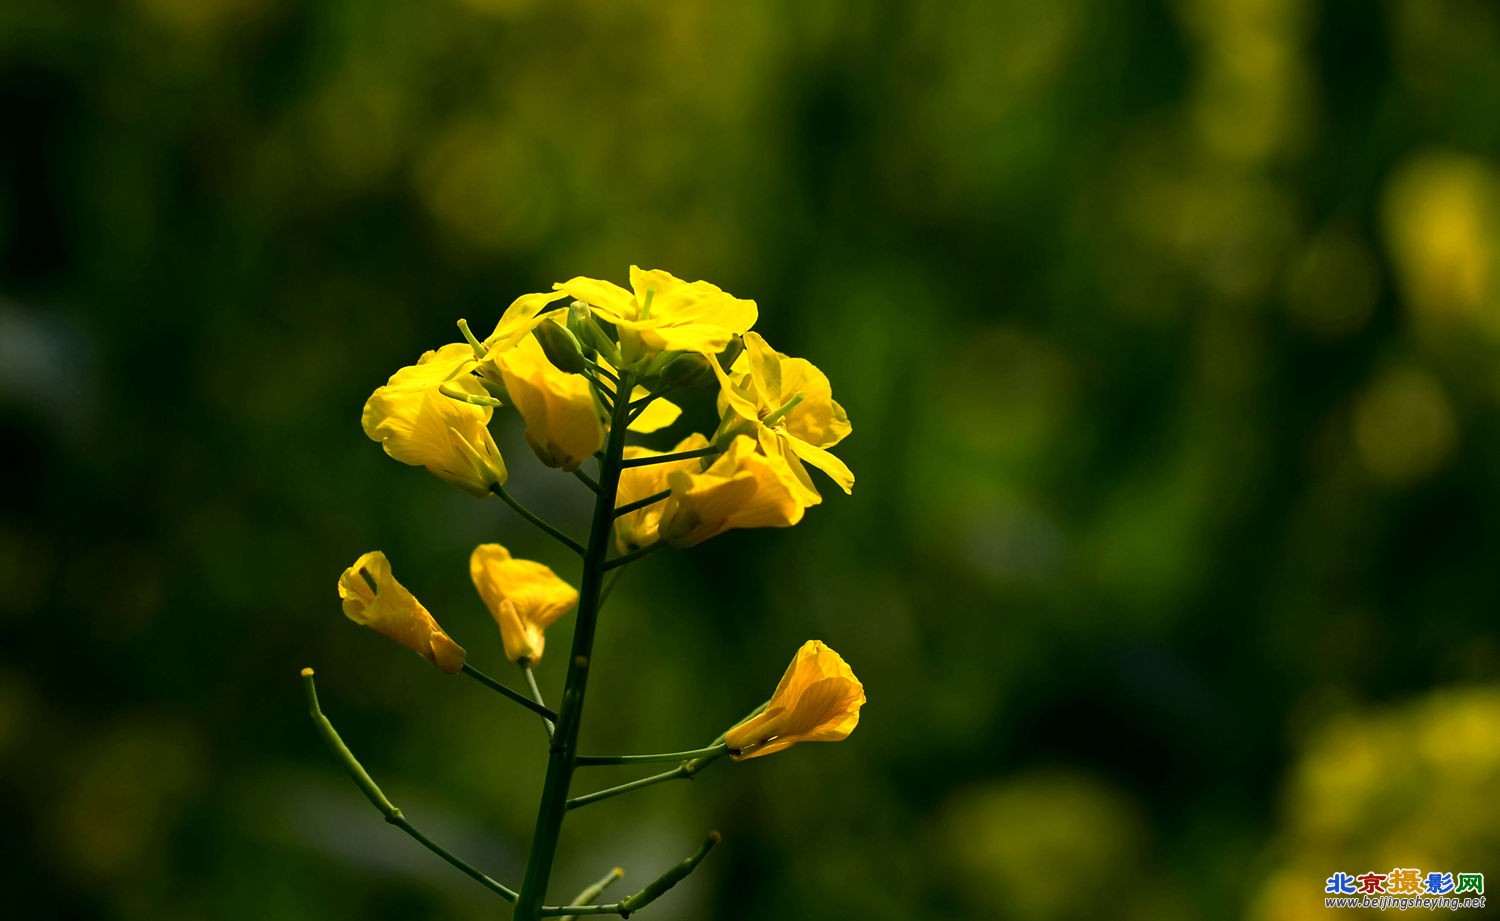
[{"x1": 534, "y1": 320, "x2": 588, "y2": 374}]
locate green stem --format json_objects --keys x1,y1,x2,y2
[
  {"x1": 565, "y1": 751, "x2": 727, "y2": 811},
  {"x1": 612, "y1": 489, "x2": 670, "y2": 518},
  {"x1": 575, "y1": 744, "x2": 727, "y2": 766},
  {"x1": 461, "y1": 663, "x2": 559, "y2": 722},
  {"x1": 522, "y1": 663, "x2": 556, "y2": 737},
  {"x1": 572, "y1": 468, "x2": 601, "y2": 494},
  {"x1": 513, "y1": 371, "x2": 639, "y2": 920},
  {"x1": 300, "y1": 668, "x2": 518, "y2": 902},
  {"x1": 492, "y1": 486, "x2": 586, "y2": 556},
  {"x1": 619, "y1": 445, "x2": 720, "y2": 468},
  {"x1": 601, "y1": 541, "x2": 665, "y2": 572}
]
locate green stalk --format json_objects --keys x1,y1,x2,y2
[{"x1": 513, "y1": 371, "x2": 638, "y2": 921}]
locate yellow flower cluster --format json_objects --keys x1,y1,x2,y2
[{"x1": 359, "y1": 267, "x2": 853, "y2": 550}]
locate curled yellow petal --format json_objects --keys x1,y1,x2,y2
[
  {"x1": 724, "y1": 640, "x2": 865, "y2": 760},
  {"x1": 362, "y1": 345, "x2": 507, "y2": 496},
  {"x1": 711, "y1": 332, "x2": 853, "y2": 499},
  {"x1": 337, "y1": 551, "x2": 466, "y2": 674},
  {"x1": 469, "y1": 543, "x2": 579, "y2": 664},
  {"x1": 658, "y1": 436, "x2": 805, "y2": 548},
  {"x1": 491, "y1": 335, "x2": 605, "y2": 470},
  {"x1": 613, "y1": 434, "x2": 710, "y2": 553}
]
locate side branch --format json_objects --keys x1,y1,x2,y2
[
  {"x1": 492, "y1": 485, "x2": 586, "y2": 556},
  {"x1": 300, "y1": 668, "x2": 519, "y2": 902},
  {"x1": 618, "y1": 446, "x2": 720, "y2": 468},
  {"x1": 462, "y1": 663, "x2": 560, "y2": 722},
  {"x1": 612, "y1": 489, "x2": 670, "y2": 519},
  {"x1": 601, "y1": 541, "x2": 665, "y2": 572},
  {"x1": 576, "y1": 743, "x2": 728, "y2": 766},
  {"x1": 566, "y1": 748, "x2": 727, "y2": 811}
]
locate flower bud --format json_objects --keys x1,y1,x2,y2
[{"x1": 534, "y1": 319, "x2": 588, "y2": 374}]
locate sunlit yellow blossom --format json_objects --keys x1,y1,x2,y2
[
  {"x1": 613, "y1": 434, "x2": 711, "y2": 552},
  {"x1": 714, "y1": 332, "x2": 853, "y2": 499},
  {"x1": 490, "y1": 335, "x2": 605, "y2": 470},
  {"x1": 658, "y1": 436, "x2": 805, "y2": 547},
  {"x1": 725, "y1": 640, "x2": 864, "y2": 760},
  {"x1": 362, "y1": 345, "x2": 507, "y2": 496},
  {"x1": 469, "y1": 544, "x2": 579, "y2": 664},
  {"x1": 555, "y1": 266, "x2": 757, "y2": 356},
  {"x1": 337, "y1": 551, "x2": 466, "y2": 674}
]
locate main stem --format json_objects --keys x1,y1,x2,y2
[{"x1": 513, "y1": 371, "x2": 636, "y2": 921}]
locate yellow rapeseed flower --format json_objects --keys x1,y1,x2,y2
[
  {"x1": 490, "y1": 335, "x2": 605, "y2": 471},
  {"x1": 613, "y1": 434, "x2": 711, "y2": 553},
  {"x1": 337, "y1": 551, "x2": 466, "y2": 674},
  {"x1": 554, "y1": 266, "x2": 757, "y2": 357},
  {"x1": 714, "y1": 332, "x2": 853, "y2": 500},
  {"x1": 362, "y1": 343, "x2": 507, "y2": 496},
  {"x1": 724, "y1": 640, "x2": 865, "y2": 760},
  {"x1": 657, "y1": 435, "x2": 805, "y2": 547},
  {"x1": 469, "y1": 543, "x2": 579, "y2": 664}
]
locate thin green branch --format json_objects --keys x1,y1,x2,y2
[
  {"x1": 565, "y1": 748, "x2": 727, "y2": 811},
  {"x1": 576, "y1": 743, "x2": 728, "y2": 767},
  {"x1": 612, "y1": 489, "x2": 670, "y2": 519},
  {"x1": 601, "y1": 541, "x2": 666, "y2": 572},
  {"x1": 538, "y1": 905, "x2": 622, "y2": 918},
  {"x1": 300, "y1": 668, "x2": 518, "y2": 902},
  {"x1": 492, "y1": 485, "x2": 586, "y2": 556},
  {"x1": 461, "y1": 663, "x2": 559, "y2": 722},
  {"x1": 572, "y1": 468, "x2": 601, "y2": 494},
  {"x1": 618, "y1": 445, "x2": 720, "y2": 468},
  {"x1": 557, "y1": 867, "x2": 625, "y2": 921},
  {"x1": 522, "y1": 662, "x2": 556, "y2": 737}
]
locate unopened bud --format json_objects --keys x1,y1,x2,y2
[
  {"x1": 534, "y1": 321, "x2": 588, "y2": 374},
  {"x1": 716, "y1": 336, "x2": 745, "y2": 372},
  {"x1": 661, "y1": 353, "x2": 716, "y2": 388}
]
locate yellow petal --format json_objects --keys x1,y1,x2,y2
[
  {"x1": 494, "y1": 336, "x2": 605, "y2": 470},
  {"x1": 554, "y1": 275, "x2": 638, "y2": 323},
  {"x1": 627, "y1": 387, "x2": 682, "y2": 434},
  {"x1": 787, "y1": 435, "x2": 854, "y2": 495},
  {"x1": 484, "y1": 291, "x2": 569, "y2": 353},
  {"x1": 616, "y1": 266, "x2": 759, "y2": 354},
  {"x1": 613, "y1": 434, "x2": 710, "y2": 552},
  {"x1": 469, "y1": 543, "x2": 579, "y2": 664},
  {"x1": 658, "y1": 436, "x2": 806, "y2": 547},
  {"x1": 337, "y1": 551, "x2": 466, "y2": 674}
]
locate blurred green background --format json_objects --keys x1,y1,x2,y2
[{"x1": 5, "y1": 0, "x2": 1500, "y2": 918}]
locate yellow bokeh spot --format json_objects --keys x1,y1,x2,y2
[
  {"x1": 1383, "y1": 152, "x2": 1500, "y2": 332},
  {"x1": 1351, "y1": 364, "x2": 1458, "y2": 485}
]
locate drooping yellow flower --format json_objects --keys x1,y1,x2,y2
[
  {"x1": 725, "y1": 640, "x2": 865, "y2": 760},
  {"x1": 555, "y1": 266, "x2": 757, "y2": 357},
  {"x1": 613, "y1": 434, "x2": 712, "y2": 552},
  {"x1": 490, "y1": 335, "x2": 605, "y2": 471},
  {"x1": 657, "y1": 435, "x2": 805, "y2": 547},
  {"x1": 362, "y1": 344, "x2": 507, "y2": 496},
  {"x1": 714, "y1": 332, "x2": 853, "y2": 500},
  {"x1": 469, "y1": 544, "x2": 579, "y2": 664},
  {"x1": 337, "y1": 551, "x2": 466, "y2": 674}
]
